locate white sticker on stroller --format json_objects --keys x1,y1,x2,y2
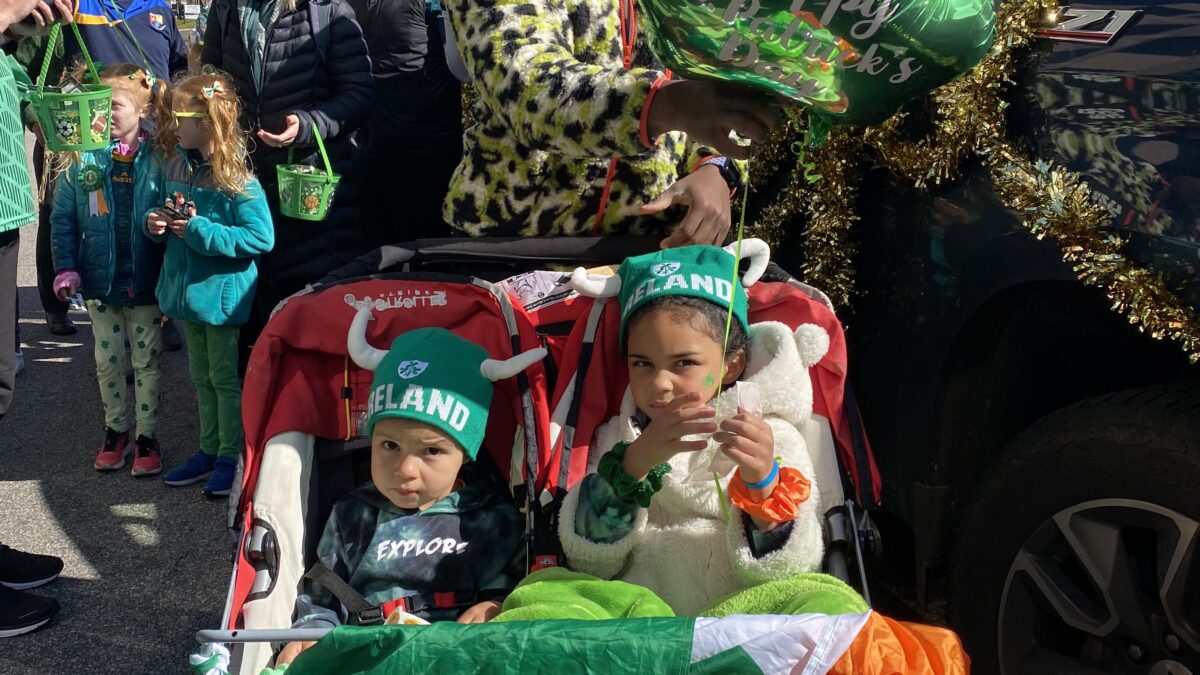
[{"x1": 344, "y1": 290, "x2": 449, "y2": 311}]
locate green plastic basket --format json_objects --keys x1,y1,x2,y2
[
  {"x1": 276, "y1": 126, "x2": 340, "y2": 221},
  {"x1": 30, "y1": 24, "x2": 113, "y2": 153}
]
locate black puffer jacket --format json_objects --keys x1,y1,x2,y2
[
  {"x1": 202, "y1": 0, "x2": 374, "y2": 306},
  {"x1": 349, "y1": 0, "x2": 460, "y2": 157}
]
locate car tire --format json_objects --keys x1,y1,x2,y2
[{"x1": 949, "y1": 383, "x2": 1200, "y2": 675}]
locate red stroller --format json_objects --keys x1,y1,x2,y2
[{"x1": 203, "y1": 237, "x2": 881, "y2": 675}]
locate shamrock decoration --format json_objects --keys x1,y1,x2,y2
[{"x1": 78, "y1": 164, "x2": 104, "y2": 192}]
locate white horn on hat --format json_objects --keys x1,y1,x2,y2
[
  {"x1": 570, "y1": 267, "x2": 623, "y2": 298},
  {"x1": 723, "y1": 238, "x2": 771, "y2": 287},
  {"x1": 480, "y1": 347, "x2": 548, "y2": 382},
  {"x1": 347, "y1": 307, "x2": 387, "y2": 371}
]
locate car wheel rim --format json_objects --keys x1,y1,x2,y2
[{"x1": 998, "y1": 498, "x2": 1199, "y2": 674}]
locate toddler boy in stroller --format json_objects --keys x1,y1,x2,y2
[{"x1": 275, "y1": 310, "x2": 546, "y2": 667}]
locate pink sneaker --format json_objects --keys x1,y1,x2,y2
[
  {"x1": 130, "y1": 436, "x2": 163, "y2": 477},
  {"x1": 94, "y1": 428, "x2": 130, "y2": 471}
]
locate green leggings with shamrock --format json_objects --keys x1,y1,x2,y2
[{"x1": 85, "y1": 301, "x2": 162, "y2": 439}]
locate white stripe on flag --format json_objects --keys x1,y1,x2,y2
[{"x1": 691, "y1": 612, "x2": 873, "y2": 675}]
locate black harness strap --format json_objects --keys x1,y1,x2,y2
[{"x1": 304, "y1": 562, "x2": 384, "y2": 626}]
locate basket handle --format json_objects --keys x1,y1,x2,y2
[
  {"x1": 35, "y1": 23, "x2": 103, "y2": 94},
  {"x1": 34, "y1": 24, "x2": 60, "y2": 94},
  {"x1": 285, "y1": 124, "x2": 333, "y2": 176}
]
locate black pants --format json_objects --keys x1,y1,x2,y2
[
  {"x1": 1, "y1": 229, "x2": 19, "y2": 420},
  {"x1": 357, "y1": 149, "x2": 460, "y2": 250},
  {"x1": 32, "y1": 143, "x2": 67, "y2": 316}
]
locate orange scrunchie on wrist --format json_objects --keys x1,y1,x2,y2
[{"x1": 728, "y1": 467, "x2": 812, "y2": 524}]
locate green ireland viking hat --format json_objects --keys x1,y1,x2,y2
[
  {"x1": 347, "y1": 310, "x2": 546, "y2": 459},
  {"x1": 570, "y1": 239, "x2": 771, "y2": 345}
]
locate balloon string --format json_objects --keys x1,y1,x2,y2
[
  {"x1": 713, "y1": 184, "x2": 750, "y2": 521},
  {"x1": 787, "y1": 109, "x2": 829, "y2": 184}
]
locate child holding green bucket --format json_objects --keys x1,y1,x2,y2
[
  {"x1": 149, "y1": 72, "x2": 274, "y2": 498},
  {"x1": 49, "y1": 63, "x2": 175, "y2": 476}
]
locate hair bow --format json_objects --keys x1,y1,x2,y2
[
  {"x1": 129, "y1": 71, "x2": 156, "y2": 89},
  {"x1": 201, "y1": 82, "x2": 223, "y2": 99}
]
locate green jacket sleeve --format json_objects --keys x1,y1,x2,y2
[
  {"x1": 444, "y1": 0, "x2": 661, "y2": 158},
  {"x1": 182, "y1": 180, "x2": 275, "y2": 258}
]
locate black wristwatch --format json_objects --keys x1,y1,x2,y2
[{"x1": 698, "y1": 156, "x2": 744, "y2": 193}]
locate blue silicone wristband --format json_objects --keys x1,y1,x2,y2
[{"x1": 741, "y1": 460, "x2": 779, "y2": 490}]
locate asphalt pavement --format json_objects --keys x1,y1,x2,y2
[{"x1": 1, "y1": 207, "x2": 230, "y2": 671}]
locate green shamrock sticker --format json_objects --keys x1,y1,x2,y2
[{"x1": 78, "y1": 164, "x2": 104, "y2": 192}]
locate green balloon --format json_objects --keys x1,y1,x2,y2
[{"x1": 639, "y1": 0, "x2": 996, "y2": 125}]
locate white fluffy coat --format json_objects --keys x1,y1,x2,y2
[{"x1": 558, "y1": 320, "x2": 829, "y2": 615}]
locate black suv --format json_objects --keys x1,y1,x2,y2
[{"x1": 773, "y1": 1, "x2": 1199, "y2": 673}]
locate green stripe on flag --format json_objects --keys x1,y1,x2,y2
[
  {"x1": 690, "y1": 645, "x2": 766, "y2": 675},
  {"x1": 285, "y1": 618, "x2": 698, "y2": 675}
]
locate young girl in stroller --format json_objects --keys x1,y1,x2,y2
[{"x1": 521, "y1": 241, "x2": 834, "y2": 617}]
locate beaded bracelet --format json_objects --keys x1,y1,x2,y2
[
  {"x1": 728, "y1": 467, "x2": 812, "y2": 524},
  {"x1": 597, "y1": 440, "x2": 670, "y2": 508}
]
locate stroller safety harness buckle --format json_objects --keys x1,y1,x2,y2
[{"x1": 353, "y1": 606, "x2": 386, "y2": 626}]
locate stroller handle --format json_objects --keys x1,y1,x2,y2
[
  {"x1": 196, "y1": 628, "x2": 331, "y2": 644},
  {"x1": 317, "y1": 236, "x2": 664, "y2": 286}
]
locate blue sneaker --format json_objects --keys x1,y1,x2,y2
[
  {"x1": 163, "y1": 450, "x2": 216, "y2": 487},
  {"x1": 202, "y1": 457, "x2": 237, "y2": 498}
]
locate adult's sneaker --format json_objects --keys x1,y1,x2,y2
[
  {"x1": 202, "y1": 457, "x2": 238, "y2": 497},
  {"x1": 130, "y1": 436, "x2": 163, "y2": 477},
  {"x1": 0, "y1": 586, "x2": 59, "y2": 638},
  {"x1": 94, "y1": 427, "x2": 131, "y2": 471},
  {"x1": 163, "y1": 450, "x2": 216, "y2": 487},
  {"x1": 0, "y1": 544, "x2": 63, "y2": 590}
]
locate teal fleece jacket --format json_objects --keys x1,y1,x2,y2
[{"x1": 148, "y1": 149, "x2": 274, "y2": 326}]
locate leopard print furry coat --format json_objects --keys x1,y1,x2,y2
[{"x1": 443, "y1": 0, "x2": 740, "y2": 236}]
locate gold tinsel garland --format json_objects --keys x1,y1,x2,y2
[{"x1": 750, "y1": 0, "x2": 1200, "y2": 364}]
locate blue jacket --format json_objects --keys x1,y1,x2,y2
[
  {"x1": 150, "y1": 149, "x2": 274, "y2": 326},
  {"x1": 50, "y1": 142, "x2": 166, "y2": 303},
  {"x1": 67, "y1": 0, "x2": 188, "y2": 81}
]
